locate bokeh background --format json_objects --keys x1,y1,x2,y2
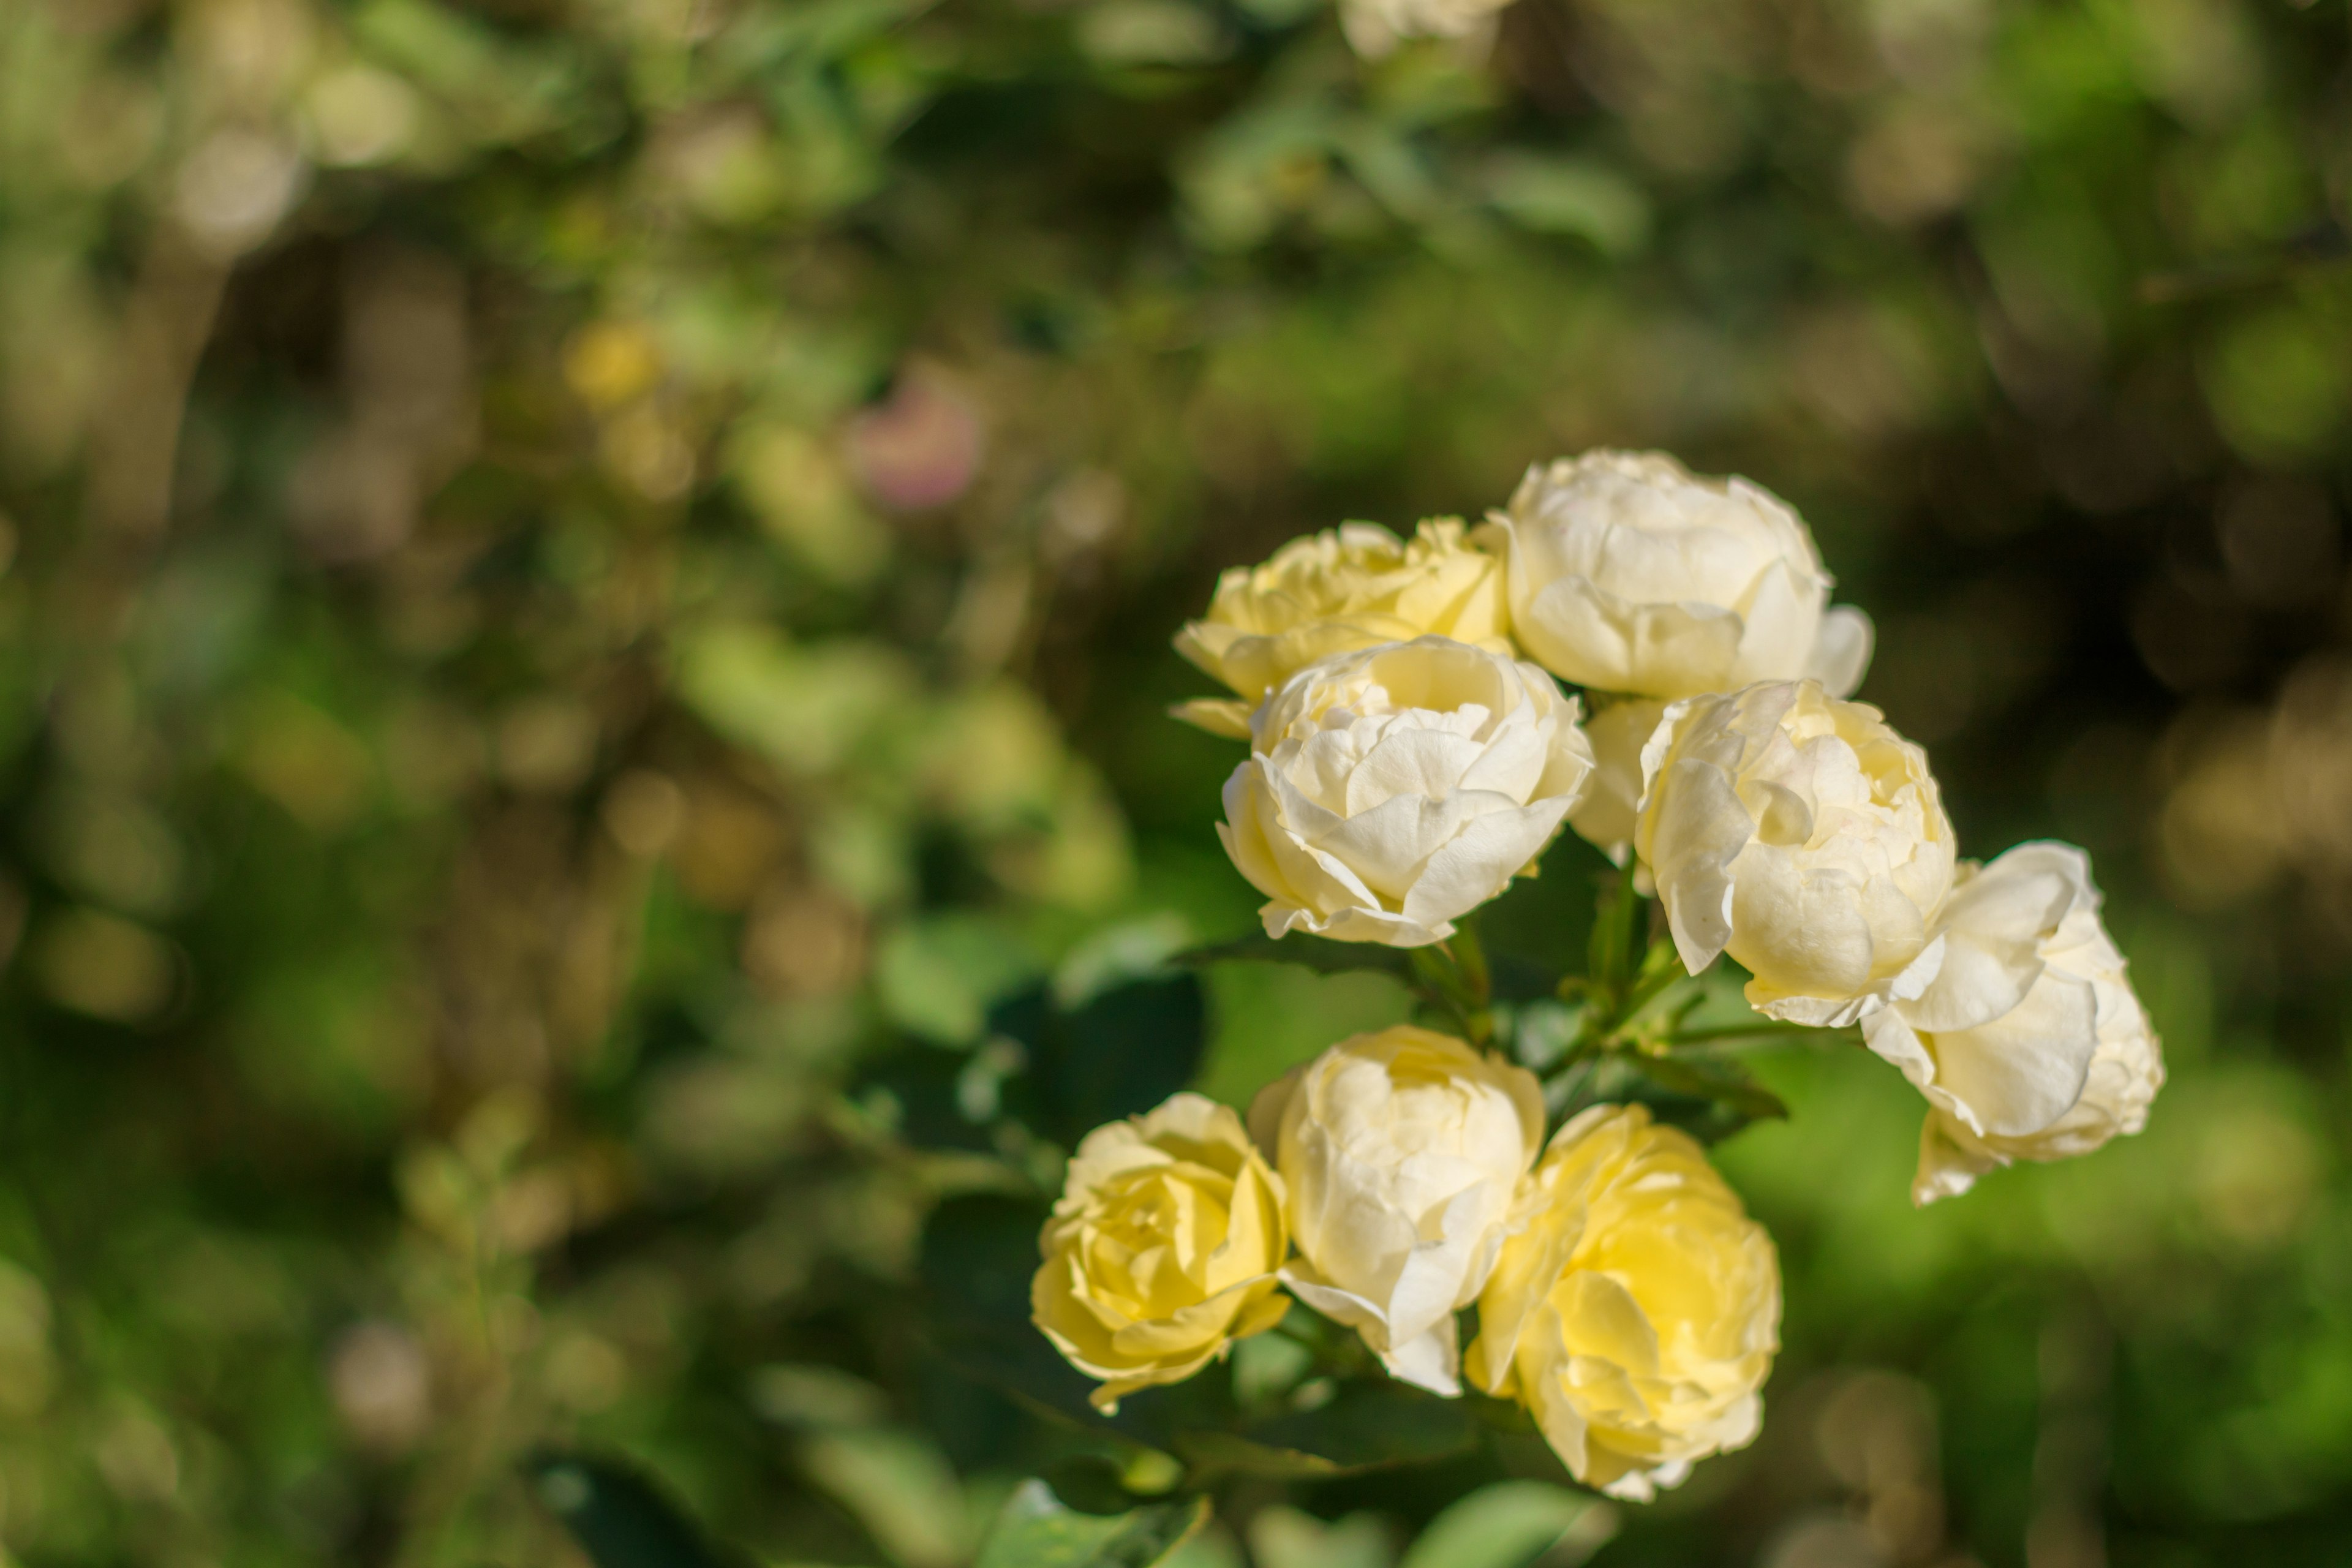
[{"x1": 2, "y1": 0, "x2": 2350, "y2": 1563}]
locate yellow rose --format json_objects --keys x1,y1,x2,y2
[
  {"x1": 1031, "y1": 1093, "x2": 1291, "y2": 1412},
  {"x1": 1174, "y1": 519, "x2": 1510, "y2": 738},
  {"x1": 1468, "y1": 1104, "x2": 1781, "y2": 1501}
]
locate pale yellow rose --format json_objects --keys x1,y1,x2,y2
[
  {"x1": 1860, "y1": 842, "x2": 2165, "y2": 1205},
  {"x1": 1032, "y1": 1093, "x2": 1291, "y2": 1411},
  {"x1": 1174, "y1": 519, "x2": 1509, "y2": 738},
  {"x1": 1248, "y1": 1025, "x2": 1545, "y2": 1395},
  {"x1": 1636, "y1": 680, "x2": 1956, "y2": 1026},
  {"x1": 1564, "y1": 695, "x2": 1669, "y2": 864},
  {"x1": 1468, "y1": 1104, "x2": 1781, "y2": 1501},
  {"x1": 1219, "y1": 637, "x2": 1595, "y2": 949},
  {"x1": 1483, "y1": 451, "x2": 1873, "y2": 703}
]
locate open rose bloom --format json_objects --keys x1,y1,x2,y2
[
  {"x1": 1250, "y1": 1027, "x2": 1545, "y2": 1395},
  {"x1": 1469, "y1": 1105, "x2": 1780, "y2": 1500},
  {"x1": 1638, "y1": 680, "x2": 1956, "y2": 1025},
  {"x1": 1219, "y1": 637, "x2": 1595, "y2": 947}
]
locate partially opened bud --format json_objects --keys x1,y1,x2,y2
[
  {"x1": 1032, "y1": 1093, "x2": 1291, "y2": 1411},
  {"x1": 1636, "y1": 680, "x2": 1956, "y2": 1025},
  {"x1": 1468, "y1": 1104, "x2": 1781, "y2": 1501},
  {"x1": 1218, "y1": 638, "x2": 1595, "y2": 948},
  {"x1": 1174, "y1": 520, "x2": 1509, "y2": 738},
  {"x1": 1861, "y1": 842, "x2": 2165, "y2": 1204},
  {"x1": 1250, "y1": 1026, "x2": 1545, "y2": 1396}
]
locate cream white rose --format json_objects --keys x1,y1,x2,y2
[
  {"x1": 1635, "y1": 680, "x2": 1956, "y2": 1025},
  {"x1": 1174, "y1": 519, "x2": 1509, "y2": 739},
  {"x1": 1860, "y1": 842, "x2": 2165, "y2": 1205},
  {"x1": 1031, "y1": 1093, "x2": 1292, "y2": 1411},
  {"x1": 1218, "y1": 637, "x2": 1595, "y2": 948},
  {"x1": 1248, "y1": 1025, "x2": 1545, "y2": 1396},
  {"x1": 1338, "y1": 0, "x2": 1513, "y2": 58},
  {"x1": 1483, "y1": 451, "x2": 1873, "y2": 701},
  {"x1": 1467, "y1": 1104, "x2": 1780, "y2": 1501},
  {"x1": 1565, "y1": 695, "x2": 1670, "y2": 864}
]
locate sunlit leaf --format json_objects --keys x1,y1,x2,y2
[{"x1": 976, "y1": 1479, "x2": 1209, "y2": 1568}]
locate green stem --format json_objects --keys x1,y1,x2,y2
[{"x1": 1409, "y1": 913, "x2": 1494, "y2": 1046}]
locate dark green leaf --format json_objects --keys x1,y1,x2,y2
[
  {"x1": 1176, "y1": 933, "x2": 1413, "y2": 981},
  {"x1": 524, "y1": 1450, "x2": 744, "y2": 1568},
  {"x1": 1178, "y1": 1381, "x2": 1479, "y2": 1478},
  {"x1": 993, "y1": 973, "x2": 1208, "y2": 1146},
  {"x1": 976, "y1": 1479, "x2": 1209, "y2": 1568},
  {"x1": 1625, "y1": 1053, "x2": 1790, "y2": 1121}
]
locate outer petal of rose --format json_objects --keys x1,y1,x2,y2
[
  {"x1": 1913, "y1": 1111, "x2": 2003, "y2": 1206},
  {"x1": 1399, "y1": 796, "x2": 1575, "y2": 931},
  {"x1": 1807, "y1": 606, "x2": 1875, "y2": 698},
  {"x1": 1730, "y1": 554, "x2": 1817, "y2": 683},
  {"x1": 1929, "y1": 968, "x2": 2101, "y2": 1138},
  {"x1": 1170, "y1": 697, "x2": 1256, "y2": 738},
  {"x1": 1646, "y1": 758, "x2": 1752, "y2": 974}
]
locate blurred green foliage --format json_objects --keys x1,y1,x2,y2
[{"x1": 0, "y1": 0, "x2": 2348, "y2": 1564}]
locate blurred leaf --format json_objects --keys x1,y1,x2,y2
[
  {"x1": 1396, "y1": 1482, "x2": 1616, "y2": 1568},
  {"x1": 997, "y1": 972, "x2": 1208, "y2": 1145},
  {"x1": 1178, "y1": 1382, "x2": 1479, "y2": 1478},
  {"x1": 976, "y1": 1479, "x2": 1208, "y2": 1568},
  {"x1": 1622, "y1": 1052, "x2": 1790, "y2": 1125},
  {"x1": 1178, "y1": 933, "x2": 1412, "y2": 982},
  {"x1": 525, "y1": 1450, "x2": 744, "y2": 1568},
  {"x1": 1483, "y1": 156, "x2": 1650, "y2": 255}
]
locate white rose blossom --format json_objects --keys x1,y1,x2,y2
[
  {"x1": 1860, "y1": 842, "x2": 2165, "y2": 1205},
  {"x1": 1338, "y1": 0, "x2": 1512, "y2": 59},
  {"x1": 1248, "y1": 1025, "x2": 1546, "y2": 1396},
  {"x1": 1483, "y1": 450, "x2": 1874, "y2": 703},
  {"x1": 1565, "y1": 695, "x2": 1670, "y2": 864},
  {"x1": 1636, "y1": 680, "x2": 1956, "y2": 1026},
  {"x1": 1218, "y1": 637, "x2": 1596, "y2": 948}
]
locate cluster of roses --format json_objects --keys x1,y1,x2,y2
[{"x1": 1029, "y1": 451, "x2": 2165, "y2": 1499}]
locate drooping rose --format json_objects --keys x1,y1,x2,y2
[
  {"x1": 1468, "y1": 1104, "x2": 1781, "y2": 1501},
  {"x1": 1860, "y1": 842, "x2": 2165, "y2": 1205},
  {"x1": 1174, "y1": 519, "x2": 1509, "y2": 739},
  {"x1": 1248, "y1": 1026, "x2": 1545, "y2": 1396},
  {"x1": 1032, "y1": 1093, "x2": 1291, "y2": 1411},
  {"x1": 1218, "y1": 637, "x2": 1594, "y2": 948},
  {"x1": 1636, "y1": 679, "x2": 1956, "y2": 1025},
  {"x1": 1483, "y1": 451, "x2": 1872, "y2": 702}
]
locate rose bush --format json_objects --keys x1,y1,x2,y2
[
  {"x1": 1031, "y1": 1093, "x2": 1292, "y2": 1411},
  {"x1": 1860, "y1": 842, "x2": 2166, "y2": 1204},
  {"x1": 1248, "y1": 1025, "x2": 1545, "y2": 1395},
  {"x1": 1483, "y1": 451, "x2": 1872, "y2": 702},
  {"x1": 1468, "y1": 1104, "x2": 1781, "y2": 1501},
  {"x1": 1174, "y1": 519, "x2": 1510, "y2": 739},
  {"x1": 1218, "y1": 636, "x2": 1594, "y2": 948},
  {"x1": 1636, "y1": 679, "x2": 1956, "y2": 1025}
]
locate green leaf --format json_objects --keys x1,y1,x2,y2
[
  {"x1": 1625, "y1": 1053, "x2": 1791, "y2": 1123},
  {"x1": 976, "y1": 1479, "x2": 1209, "y2": 1568},
  {"x1": 1177, "y1": 933, "x2": 1412, "y2": 981},
  {"x1": 997, "y1": 972, "x2": 1208, "y2": 1146},
  {"x1": 1178, "y1": 1382, "x2": 1479, "y2": 1478},
  {"x1": 524, "y1": 1450, "x2": 743, "y2": 1568},
  {"x1": 1398, "y1": 1482, "x2": 1618, "y2": 1568}
]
